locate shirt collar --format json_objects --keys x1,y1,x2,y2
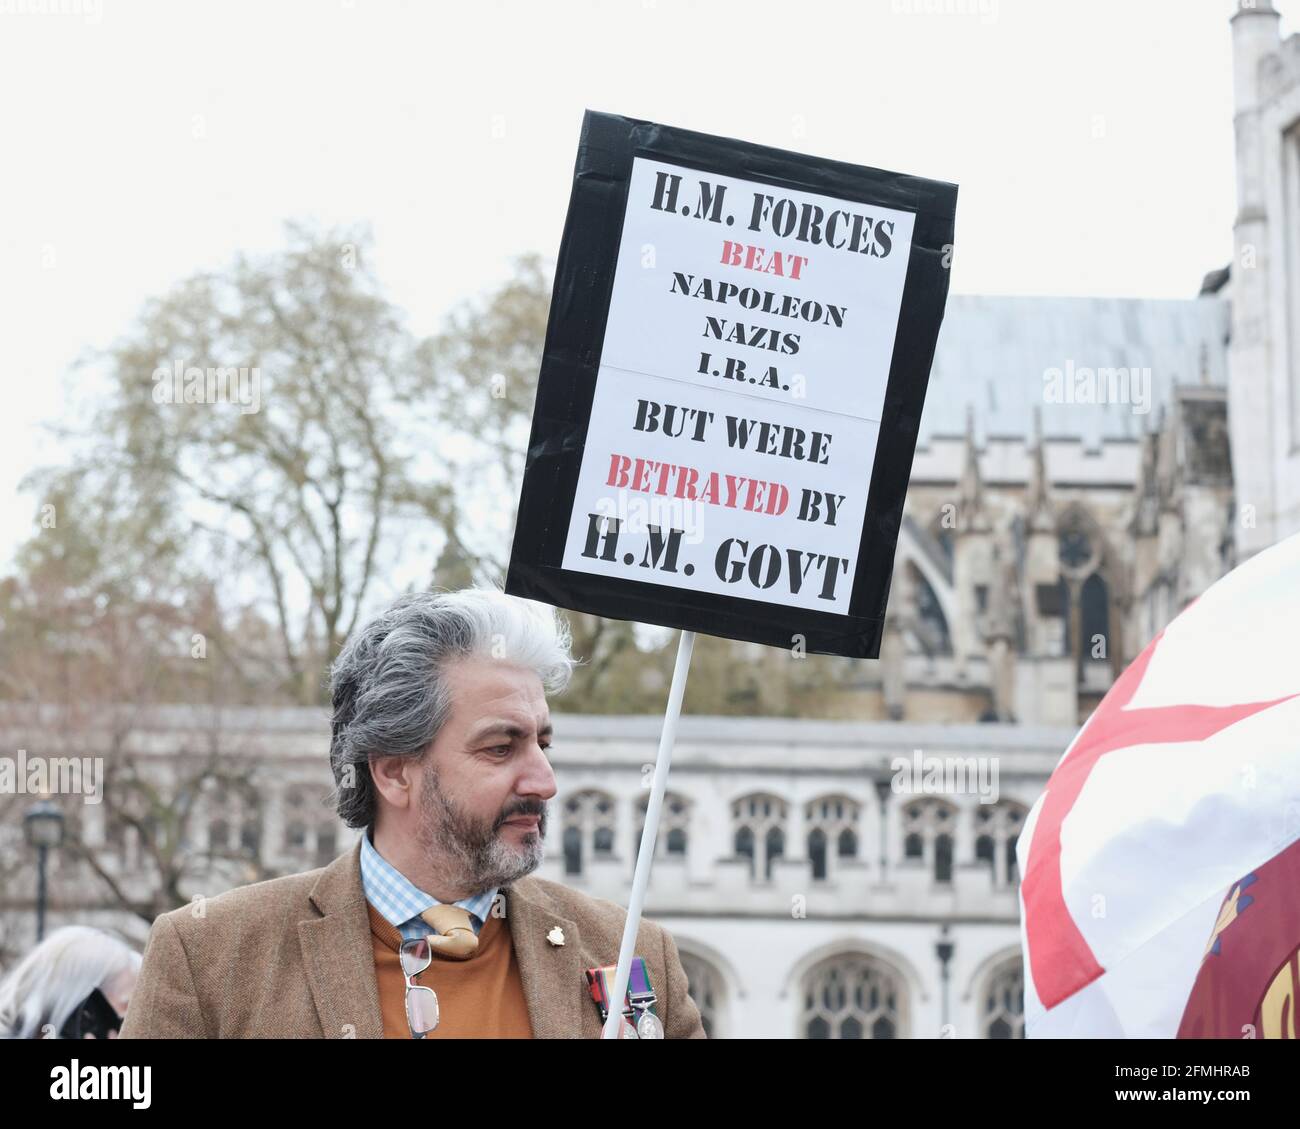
[{"x1": 359, "y1": 826, "x2": 498, "y2": 941}]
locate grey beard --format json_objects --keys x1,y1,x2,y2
[{"x1": 418, "y1": 765, "x2": 547, "y2": 895}]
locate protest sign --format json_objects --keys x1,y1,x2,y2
[
  {"x1": 507, "y1": 110, "x2": 957, "y2": 658},
  {"x1": 507, "y1": 112, "x2": 958, "y2": 1036}
]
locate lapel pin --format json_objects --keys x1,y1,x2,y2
[{"x1": 547, "y1": 926, "x2": 566, "y2": 947}]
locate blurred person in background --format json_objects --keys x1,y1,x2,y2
[{"x1": 0, "y1": 925, "x2": 140, "y2": 1039}]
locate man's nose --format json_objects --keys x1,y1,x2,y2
[{"x1": 517, "y1": 742, "x2": 557, "y2": 799}]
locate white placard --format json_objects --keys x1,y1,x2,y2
[{"x1": 560, "y1": 156, "x2": 916, "y2": 613}]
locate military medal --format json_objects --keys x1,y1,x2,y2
[
  {"x1": 585, "y1": 956, "x2": 663, "y2": 1038},
  {"x1": 633, "y1": 1004, "x2": 664, "y2": 1039}
]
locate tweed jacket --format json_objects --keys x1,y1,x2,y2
[{"x1": 119, "y1": 841, "x2": 706, "y2": 1038}]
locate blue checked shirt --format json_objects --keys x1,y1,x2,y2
[{"x1": 359, "y1": 827, "x2": 499, "y2": 944}]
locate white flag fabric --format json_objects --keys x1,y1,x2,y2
[{"x1": 1018, "y1": 531, "x2": 1300, "y2": 1038}]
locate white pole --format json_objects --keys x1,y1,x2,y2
[{"x1": 600, "y1": 628, "x2": 695, "y2": 1039}]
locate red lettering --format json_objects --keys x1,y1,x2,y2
[{"x1": 606, "y1": 453, "x2": 631, "y2": 487}]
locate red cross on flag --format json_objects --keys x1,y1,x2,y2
[{"x1": 1019, "y1": 531, "x2": 1300, "y2": 1038}]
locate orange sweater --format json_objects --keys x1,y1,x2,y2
[{"x1": 367, "y1": 902, "x2": 534, "y2": 1039}]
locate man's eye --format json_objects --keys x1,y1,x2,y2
[{"x1": 491, "y1": 745, "x2": 512, "y2": 757}]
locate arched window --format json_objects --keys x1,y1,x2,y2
[
  {"x1": 634, "y1": 793, "x2": 691, "y2": 869},
  {"x1": 809, "y1": 828, "x2": 828, "y2": 881},
  {"x1": 901, "y1": 799, "x2": 958, "y2": 884},
  {"x1": 206, "y1": 783, "x2": 261, "y2": 860},
  {"x1": 805, "y1": 794, "x2": 861, "y2": 881},
  {"x1": 678, "y1": 951, "x2": 725, "y2": 1039},
  {"x1": 981, "y1": 958, "x2": 1026, "y2": 1038},
  {"x1": 734, "y1": 825, "x2": 755, "y2": 878},
  {"x1": 1058, "y1": 522, "x2": 1097, "y2": 574},
  {"x1": 935, "y1": 833, "x2": 954, "y2": 883},
  {"x1": 731, "y1": 793, "x2": 788, "y2": 883},
  {"x1": 801, "y1": 954, "x2": 906, "y2": 1039},
  {"x1": 974, "y1": 801, "x2": 1028, "y2": 887},
  {"x1": 909, "y1": 563, "x2": 952, "y2": 657},
  {"x1": 1056, "y1": 509, "x2": 1110, "y2": 671},
  {"x1": 562, "y1": 790, "x2": 616, "y2": 877},
  {"x1": 764, "y1": 826, "x2": 785, "y2": 880},
  {"x1": 1080, "y1": 572, "x2": 1110, "y2": 662},
  {"x1": 563, "y1": 825, "x2": 582, "y2": 877}
]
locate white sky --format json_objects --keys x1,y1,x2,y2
[{"x1": 0, "y1": 0, "x2": 1261, "y2": 568}]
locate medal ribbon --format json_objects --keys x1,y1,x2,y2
[{"x1": 585, "y1": 956, "x2": 659, "y2": 1026}]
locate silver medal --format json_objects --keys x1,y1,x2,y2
[{"x1": 634, "y1": 1007, "x2": 664, "y2": 1039}]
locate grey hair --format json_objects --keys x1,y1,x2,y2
[
  {"x1": 0, "y1": 925, "x2": 141, "y2": 1039},
  {"x1": 328, "y1": 588, "x2": 575, "y2": 830}
]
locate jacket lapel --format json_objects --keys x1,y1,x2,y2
[
  {"x1": 506, "y1": 878, "x2": 594, "y2": 1038},
  {"x1": 299, "y1": 842, "x2": 384, "y2": 1039}
]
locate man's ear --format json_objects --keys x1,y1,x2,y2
[{"x1": 370, "y1": 754, "x2": 419, "y2": 811}]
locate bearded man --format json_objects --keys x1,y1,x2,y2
[{"x1": 120, "y1": 590, "x2": 705, "y2": 1039}]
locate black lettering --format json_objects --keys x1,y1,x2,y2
[
  {"x1": 651, "y1": 171, "x2": 681, "y2": 213},
  {"x1": 694, "y1": 180, "x2": 727, "y2": 223},
  {"x1": 640, "y1": 525, "x2": 685, "y2": 572},
  {"x1": 581, "y1": 514, "x2": 620, "y2": 562}
]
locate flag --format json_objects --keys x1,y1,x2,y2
[{"x1": 1018, "y1": 531, "x2": 1300, "y2": 1037}]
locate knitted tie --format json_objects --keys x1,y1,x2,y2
[{"x1": 420, "y1": 904, "x2": 478, "y2": 960}]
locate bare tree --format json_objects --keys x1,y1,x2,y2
[{"x1": 43, "y1": 222, "x2": 456, "y2": 703}]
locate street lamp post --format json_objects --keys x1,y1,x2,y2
[{"x1": 24, "y1": 799, "x2": 65, "y2": 943}]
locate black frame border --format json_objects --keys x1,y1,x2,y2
[{"x1": 506, "y1": 110, "x2": 957, "y2": 659}]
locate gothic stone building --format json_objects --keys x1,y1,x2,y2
[{"x1": 0, "y1": 707, "x2": 1059, "y2": 1039}]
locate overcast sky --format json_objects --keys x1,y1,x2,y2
[{"x1": 0, "y1": 0, "x2": 1259, "y2": 567}]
